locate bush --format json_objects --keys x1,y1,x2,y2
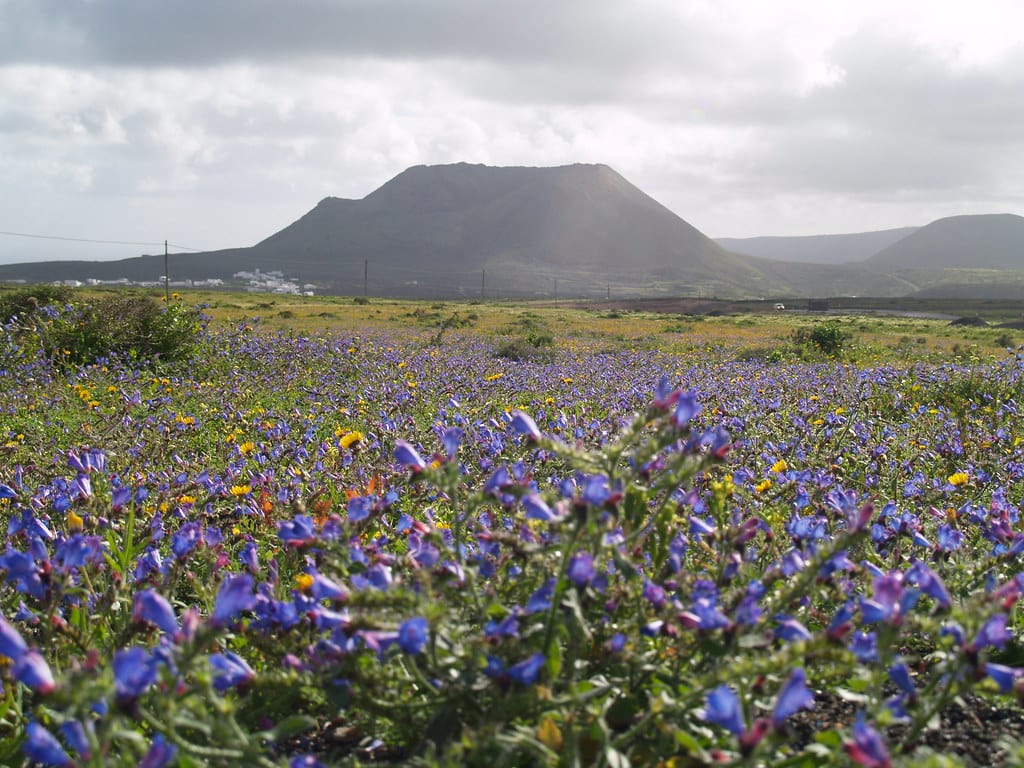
[
  {"x1": 793, "y1": 321, "x2": 847, "y2": 357},
  {"x1": 0, "y1": 291, "x2": 206, "y2": 369},
  {"x1": 0, "y1": 285, "x2": 74, "y2": 324}
]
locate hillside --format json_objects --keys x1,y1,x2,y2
[
  {"x1": 862, "y1": 214, "x2": 1024, "y2": 270},
  {"x1": 2, "y1": 167, "x2": 1023, "y2": 299},
  {"x1": 0, "y1": 164, "x2": 780, "y2": 299},
  {"x1": 716, "y1": 227, "x2": 919, "y2": 265}
]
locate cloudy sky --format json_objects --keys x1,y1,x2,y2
[{"x1": 2, "y1": 0, "x2": 1023, "y2": 264}]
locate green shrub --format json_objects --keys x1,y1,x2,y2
[
  {"x1": 0, "y1": 285, "x2": 74, "y2": 323},
  {"x1": 793, "y1": 321, "x2": 847, "y2": 357},
  {"x1": 0, "y1": 291, "x2": 206, "y2": 369}
]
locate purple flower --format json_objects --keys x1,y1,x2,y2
[
  {"x1": 985, "y1": 662, "x2": 1020, "y2": 694},
  {"x1": 113, "y1": 646, "x2": 157, "y2": 704},
  {"x1": 347, "y1": 496, "x2": 373, "y2": 522},
  {"x1": 441, "y1": 427, "x2": 463, "y2": 459},
  {"x1": 278, "y1": 515, "x2": 316, "y2": 547},
  {"x1": 171, "y1": 522, "x2": 202, "y2": 559},
  {"x1": 23, "y1": 721, "x2": 72, "y2": 767},
  {"x1": 860, "y1": 572, "x2": 919, "y2": 625},
  {"x1": 522, "y1": 494, "x2": 560, "y2": 522},
  {"x1": 13, "y1": 649, "x2": 56, "y2": 694},
  {"x1": 526, "y1": 579, "x2": 555, "y2": 613},
  {"x1": 209, "y1": 651, "x2": 255, "y2": 692},
  {"x1": 907, "y1": 560, "x2": 951, "y2": 609},
  {"x1": 310, "y1": 573, "x2": 349, "y2": 602},
  {"x1": 239, "y1": 541, "x2": 260, "y2": 574},
  {"x1": 888, "y1": 663, "x2": 915, "y2": 696},
  {"x1": 59, "y1": 720, "x2": 90, "y2": 759},
  {"x1": 509, "y1": 410, "x2": 542, "y2": 441},
  {"x1": 844, "y1": 715, "x2": 891, "y2": 768},
  {"x1": 674, "y1": 392, "x2": 701, "y2": 427},
  {"x1": 139, "y1": 733, "x2": 178, "y2": 768},
  {"x1": 508, "y1": 652, "x2": 546, "y2": 685},
  {"x1": 774, "y1": 615, "x2": 812, "y2": 642},
  {"x1": 642, "y1": 580, "x2": 667, "y2": 610},
  {"x1": 211, "y1": 573, "x2": 256, "y2": 626},
  {"x1": 0, "y1": 615, "x2": 28, "y2": 660},
  {"x1": 702, "y1": 685, "x2": 745, "y2": 735},
  {"x1": 394, "y1": 440, "x2": 426, "y2": 472},
  {"x1": 290, "y1": 757, "x2": 328, "y2": 768},
  {"x1": 397, "y1": 616, "x2": 429, "y2": 654},
  {"x1": 566, "y1": 552, "x2": 595, "y2": 588},
  {"x1": 973, "y1": 613, "x2": 1012, "y2": 651},
  {"x1": 849, "y1": 631, "x2": 879, "y2": 663},
  {"x1": 133, "y1": 589, "x2": 178, "y2": 635},
  {"x1": 772, "y1": 668, "x2": 814, "y2": 728},
  {"x1": 359, "y1": 630, "x2": 398, "y2": 658}
]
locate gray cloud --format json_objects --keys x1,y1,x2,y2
[{"x1": 1, "y1": 0, "x2": 1023, "y2": 259}]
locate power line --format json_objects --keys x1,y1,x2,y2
[{"x1": 0, "y1": 229, "x2": 202, "y2": 251}]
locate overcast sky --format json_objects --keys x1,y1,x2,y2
[{"x1": 2, "y1": 0, "x2": 1023, "y2": 264}]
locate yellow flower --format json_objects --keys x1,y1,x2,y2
[
  {"x1": 755, "y1": 479, "x2": 773, "y2": 494},
  {"x1": 339, "y1": 431, "x2": 363, "y2": 450},
  {"x1": 948, "y1": 472, "x2": 969, "y2": 487},
  {"x1": 238, "y1": 441, "x2": 256, "y2": 456},
  {"x1": 294, "y1": 573, "x2": 314, "y2": 593},
  {"x1": 67, "y1": 510, "x2": 84, "y2": 532},
  {"x1": 537, "y1": 717, "x2": 562, "y2": 752},
  {"x1": 230, "y1": 484, "x2": 252, "y2": 497},
  {"x1": 771, "y1": 459, "x2": 788, "y2": 474}
]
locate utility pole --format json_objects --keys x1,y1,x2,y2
[
  {"x1": 164, "y1": 240, "x2": 169, "y2": 303},
  {"x1": 363, "y1": 259, "x2": 368, "y2": 297},
  {"x1": 607, "y1": 283, "x2": 610, "y2": 301}
]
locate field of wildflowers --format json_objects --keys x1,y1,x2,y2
[{"x1": 1, "y1": 292, "x2": 1024, "y2": 766}]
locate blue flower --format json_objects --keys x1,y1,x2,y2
[
  {"x1": 23, "y1": 721, "x2": 72, "y2": 767},
  {"x1": 209, "y1": 651, "x2": 255, "y2": 693},
  {"x1": 844, "y1": 715, "x2": 891, "y2": 768},
  {"x1": 278, "y1": 515, "x2": 316, "y2": 547},
  {"x1": 772, "y1": 668, "x2": 814, "y2": 728},
  {"x1": 526, "y1": 579, "x2": 555, "y2": 613},
  {"x1": 509, "y1": 410, "x2": 542, "y2": 441},
  {"x1": 211, "y1": 573, "x2": 256, "y2": 626},
  {"x1": 508, "y1": 652, "x2": 545, "y2": 685},
  {"x1": 973, "y1": 613, "x2": 1012, "y2": 651},
  {"x1": 674, "y1": 392, "x2": 701, "y2": 427},
  {"x1": 522, "y1": 493, "x2": 560, "y2": 522},
  {"x1": 398, "y1": 616, "x2": 429, "y2": 654},
  {"x1": 888, "y1": 663, "x2": 915, "y2": 696},
  {"x1": 849, "y1": 631, "x2": 879, "y2": 663},
  {"x1": 133, "y1": 589, "x2": 178, "y2": 635},
  {"x1": 566, "y1": 551, "x2": 595, "y2": 588},
  {"x1": 774, "y1": 615, "x2": 812, "y2": 642},
  {"x1": 139, "y1": 733, "x2": 178, "y2": 768},
  {"x1": 702, "y1": 685, "x2": 745, "y2": 735},
  {"x1": 13, "y1": 649, "x2": 56, "y2": 694},
  {"x1": 113, "y1": 646, "x2": 157, "y2": 705},
  {"x1": 985, "y1": 662, "x2": 1019, "y2": 694},
  {"x1": 394, "y1": 440, "x2": 426, "y2": 472}
]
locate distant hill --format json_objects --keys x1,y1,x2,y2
[
  {"x1": 1, "y1": 166, "x2": 1023, "y2": 299},
  {"x1": 716, "y1": 227, "x2": 919, "y2": 265},
  {"x1": 0, "y1": 163, "x2": 778, "y2": 299},
  {"x1": 862, "y1": 214, "x2": 1024, "y2": 270}
]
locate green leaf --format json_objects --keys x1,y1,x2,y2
[
  {"x1": 547, "y1": 638, "x2": 563, "y2": 678},
  {"x1": 261, "y1": 715, "x2": 318, "y2": 742},
  {"x1": 813, "y1": 730, "x2": 842, "y2": 748}
]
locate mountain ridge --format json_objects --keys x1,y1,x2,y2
[{"x1": 0, "y1": 164, "x2": 1022, "y2": 298}]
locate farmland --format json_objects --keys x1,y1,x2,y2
[{"x1": 1, "y1": 288, "x2": 1024, "y2": 766}]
